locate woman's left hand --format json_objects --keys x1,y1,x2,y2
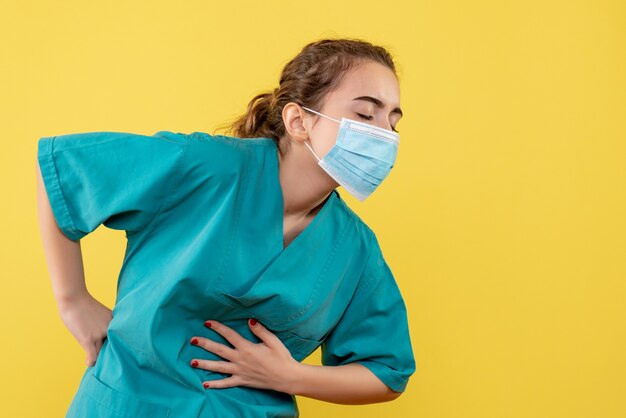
[{"x1": 189, "y1": 319, "x2": 301, "y2": 393}]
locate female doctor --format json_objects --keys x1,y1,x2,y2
[{"x1": 37, "y1": 38, "x2": 416, "y2": 417}]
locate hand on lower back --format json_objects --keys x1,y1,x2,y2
[{"x1": 57, "y1": 291, "x2": 112, "y2": 366}]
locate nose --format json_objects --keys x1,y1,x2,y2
[
  {"x1": 372, "y1": 114, "x2": 395, "y2": 132},
  {"x1": 376, "y1": 119, "x2": 394, "y2": 132}
]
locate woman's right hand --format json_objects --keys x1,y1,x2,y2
[{"x1": 57, "y1": 291, "x2": 113, "y2": 366}]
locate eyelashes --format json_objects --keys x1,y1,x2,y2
[{"x1": 355, "y1": 113, "x2": 400, "y2": 133}]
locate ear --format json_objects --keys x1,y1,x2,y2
[{"x1": 282, "y1": 102, "x2": 311, "y2": 145}]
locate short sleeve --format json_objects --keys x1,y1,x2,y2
[
  {"x1": 321, "y1": 234, "x2": 416, "y2": 393},
  {"x1": 37, "y1": 131, "x2": 188, "y2": 241}
]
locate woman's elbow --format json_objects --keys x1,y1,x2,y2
[{"x1": 384, "y1": 387, "x2": 403, "y2": 402}]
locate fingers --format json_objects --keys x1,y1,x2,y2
[
  {"x1": 85, "y1": 337, "x2": 106, "y2": 366},
  {"x1": 204, "y1": 320, "x2": 251, "y2": 350},
  {"x1": 247, "y1": 318, "x2": 282, "y2": 350},
  {"x1": 200, "y1": 318, "x2": 282, "y2": 350},
  {"x1": 202, "y1": 376, "x2": 240, "y2": 389},
  {"x1": 190, "y1": 358, "x2": 235, "y2": 375},
  {"x1": 190, "y1": 336, "x2": 237, "y2": 361},
  {"x1": 95, "y1": 338, "x2": 104, "y2": 353},
  {"x1": 85, "y1": 343, "x2": 97, "y2": 366}
]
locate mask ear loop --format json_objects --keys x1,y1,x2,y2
[
  {"x1": 301, "y1": 106, "x2": 342, "y2": 123},
  {"x1": 304, "y1": 140, "x2": 322, "y2": 162},
  {"x1": 301, "y1": 106, "x2": 341, "y2": 162}
]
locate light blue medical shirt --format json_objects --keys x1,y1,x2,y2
[{"x1": 37, "y1": 130, "x2": 416, "y2": 418}]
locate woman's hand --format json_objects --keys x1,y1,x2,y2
[
  {"x1": 57, "y1": 291, "x2": 112, "y2": 367},
  {"x1": 189, "y1": 319, "x2": 301, "y2": 394}
]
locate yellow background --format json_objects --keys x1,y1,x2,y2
[{"x1": 1, "y1": 0, "x2": 625, "y2": 417}]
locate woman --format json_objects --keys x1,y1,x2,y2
[{"x1": 36, "y1": 38, "x2": 415, "y2": 417}]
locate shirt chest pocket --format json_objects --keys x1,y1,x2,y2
[
  {"x1": 273, "y1": 329, "x2": 323, "y2": 362},
  {"x1": 70, "y1": 370, "x2": 172, "y2": 418},
  {"x1": 215, "y1": 265, "x2": 330, "y2": 327}
]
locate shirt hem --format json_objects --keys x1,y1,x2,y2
[
  {"x1": 37, "y1": 136, "x2": 86, "y2": 241},
  {"x1": 353, "y1": 359, "x2": 410, "y2": 393}
]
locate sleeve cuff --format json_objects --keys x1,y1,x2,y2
[
  {"x1": 354, "y1": 359, "x2": 411, "y2": 393},
  {"x1": 37, "y1": 136, "x2": 86, "y2": 241}
]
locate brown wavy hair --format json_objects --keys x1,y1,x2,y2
[{"x1": 214, "y1": 38, "x2": 398, "y2": 156}]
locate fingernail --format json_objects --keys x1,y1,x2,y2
[
  {"x1": 204, "y1": 321, "x2": 212, "y2": 328},
  {"x1": 191, "y1": 338, "x2": 199, "y2": 345},
  {"x1": 191, "y1": 360, "x2": 199, "y2": 367},
  {"x1": 249, "y1": 318, "x2": 257, "y2": 326},
  {"x1": 203, "y1": 382, "x2": 210, "y2": 389}
]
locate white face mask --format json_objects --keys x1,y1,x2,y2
[{"x1": 302, "y1": 106, "x2": 400, "y2": 201}]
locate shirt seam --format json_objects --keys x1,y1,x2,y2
[
  {"x1": 357, "y1": 231, "x2": 379, "y2": 292},
  {"x1": 37, "y1": 136, "x2": 85, "y2": 241},
  {"x1": 125, "y1": 135, "x2": 190, "y2": 238},
  {"x1": 353, "y1": 359, "x2": 408, "y2": 391},
  {"x1": 279, "y1": 211, "x2": 356, "y2": 325}
]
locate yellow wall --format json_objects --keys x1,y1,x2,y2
[{"x1": 2, "y1": 0, "x2": 624, "y2": 416}]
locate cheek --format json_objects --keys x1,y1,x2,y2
[{"x1": 317, "y1": 126, "x2": 339, "y2": 158}]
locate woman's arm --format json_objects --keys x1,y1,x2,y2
[
  {"x1": 189, "y1": 320, "x2": 404, "y2": 405},
  {"x1": 36, "y1": 159, "x2": 112, "y2": 366},
  {"x1": 289, "y1": 362, "x2": 402, "y2": 405},
  {"x1": 36, "y1": 158, "x2": 87, "y2": 303}
]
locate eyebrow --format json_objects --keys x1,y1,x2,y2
[{"x1": 352, "y1": 96, "x2": 403, "y2": 117}]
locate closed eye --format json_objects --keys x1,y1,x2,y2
[{"x1": 355, "y1": 113, "x2": 400, "y2": 133}]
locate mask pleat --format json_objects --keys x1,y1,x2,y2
[
  {"x1": 304, "y1": 111, "x2": 400, "y2": 201},
  {"x1": 336, "y1": 131, "x2": 398, "y2": 165},
  {"x1": 330, "y1": 149, "x2": 390, "y2": 182}
]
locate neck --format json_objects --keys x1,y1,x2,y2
[{"x1": 276, "y1": 140, "x2": 337, "y2": 219}]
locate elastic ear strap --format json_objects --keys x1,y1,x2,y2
[
  {"x1": 304, "y1": 140, "x2": 321, "y2": 162},
  {"x1": 302, "y1": 106, "x2": 341, "y2": 124}
]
